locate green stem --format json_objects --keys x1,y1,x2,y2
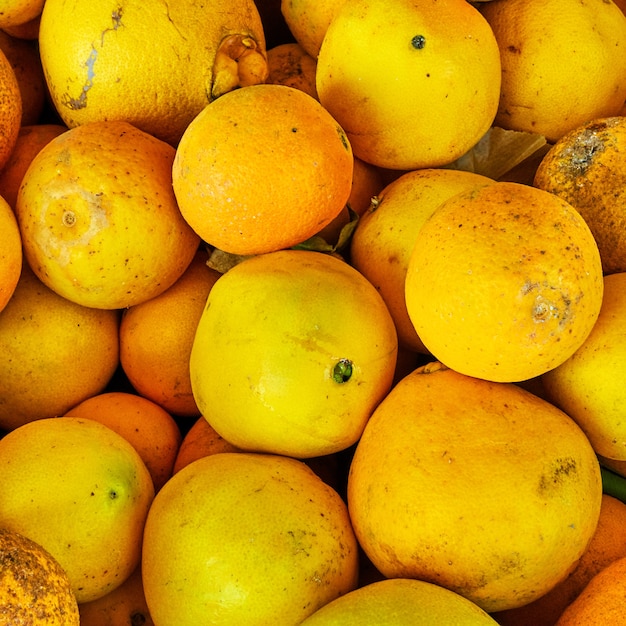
[{"x1": 601, "y1": 466, "x2": 626, "y2": 504}]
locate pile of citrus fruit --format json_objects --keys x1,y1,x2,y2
[{"x1": 1, "y1": 0, "x2": 626, "y2": 623}]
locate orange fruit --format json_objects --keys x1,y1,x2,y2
[
  {"x1": 299, "y1": 578, "x2": 499, "y2": 625},
  {"x1": 315, "y1": 0, "x2": 501, "y2": 170},
  {"x1": 38, "y1": 0, "x2": 268, "y2": 146},
  {"x1": 16, "y1": 120, "x2": 200, "y2": 309},
  {"x1": 541, "y1": 272, "x2": 626, "y2": 460},
  {"x1": 142, "y1": 451, "x2": 359, "y2": 625},
  {"x1": 64, "y1": 391, "x2": 182, "y2": 492},
  {"x1": 534, "y1": 116, "x2": 626, "y2": 275},
  {"x1": 0, "y1": 193, "x2": 21, "y2": 313},
  {"x1": 0, "y1": 417, "x2": 155, "y2": 603},
  {"x1": 172, "y1": 83, "x2": 354, "y2": 256},
  {"x1": 405, "y1": 181, "x2": 604, "y2": 383},
  {"x1": 0, "y1": 29, "x2": 45, "y2": 124},
  {"x1": 0, "y1": 263, "x2": 120, "y2": 431},
  {"x1": 347, "y1": 361, "x2": 603, "y2": 613},
  {"x1": 280, "y1": 0, "x2": 346, "y2": 58},
  {"x1": 172, "y1": 415, "x2": 241, "y2": 475},
  {"x1": 493, "y1": 493, "x2": 626, "y2": 626},
  {"x1": 266, "y1": 42, "x2": 318, "y2": 99},
  {"x1": 348, "y1": 156, "x2": 385, "y2": 217},
  {"x1": 79, "y1": 564, "x2": 154, "y2": 626},
  {"x1": 0, "y1": 0, "x2": 44, "y2": 29},
  {"x1": 189, "y1": 249, "x2": 398, "y2": 458},
  {"x1": 555, "y1": 555, "x2": 626, "y2": 625},
  {"x1": 119, "y1": 249, "x2": 221, "y2": 417},
  {"x1": 0, "y1": 46, "x2": 21, "y2": 170},
  {"x1": 1, "y1": 13, "x2": 40, "y2": 39},
  {"x1": 0, "y1": 527, "x2": 79, "y2": 625},
  {"x1": 0, "y1": 123, "x2": 67, "y2": 209},
  {"x1": 350, "y1": 168, "x2": 494, "y2": 353},
  {"x1": 479, "y1": 0, "x2": 626, "y2": 143}
]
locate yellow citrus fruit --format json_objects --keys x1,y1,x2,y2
[
  {"x1": 266, "y1": 42, "x2": 319, "y2": 99},
  {"x1": 0, "y1": 46, "x2": 21, "y2": 170},
  {"x1": 555, "y1": 555, "x2": 626, "y2": 626},
  {"x1": 0, "y1": 0, "x2": 44, "y2": 28},
  {"x1": 315, "y1": 0, "x2": 501, "y2": 170},
  {"x1": 0, "y1": 263, "x2": 120, "y2": 431},
  {"x1": 350, "y1": 168, "x2": 494, "y2": 353},
  {"x1": 347, "y1": 361, "x2": 603, "y2": 613},
  {"x1": 280, "y1": 0, "x2": 346, "y2": 58},
  {"x1": 299, "y1": 578, "x2": 499, "y2": 625},
  {"x1": 0, "y1": 193, "x2": 21, "y2": 314},
  {"x1": 542, "y1": 272, "x2": 626, "y2": 460},
  {"x1": 0, "y1": 527, "x2": 79, "y2": 625},
  {"x1": 493, "y1": 493, "x2": 626, "y2": 626},
  {"x1": 479, "y1": 0, "x2": 626, "y2": 143},
  {"x1": 172, "y1": 83, "x2": 353, "y2": 256},
  {"x1": 16, "y1": 120, "x2": 200, "y2": 309},
  {"x1": 79, "y1": 565, "x2": 154, "y2": 626},
  {"x1": 0, "y1": 417, "x2": 155, "y2": 603},
  {"x1": 405, "y1": 181, "x2": 604, "y2": 382},
  {"x1": 142, "y1": 451, "x2": 359, "y2": 626},
  {"x1": 119, "y1": 249, "x2": 222, "y2": 417},
  {"x1": 0, "y1": 123, "x2": 66, "y2": 210},
  {"x1": 534, "y1": 116, "x2": 626, "y2": 275},
  {"x1": 189, "y1": 249, "x2": 398, "y2": 458},
  {"x1": 38, "y1": 0, "x2": 268, "y2": 146},
  {"x1": 64, "y1": 391, "x2": 182, "y2": 492}
]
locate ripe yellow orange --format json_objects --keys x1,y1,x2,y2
[
  {"x1": 0, "y1": 527, "x2": 79, "y2": 625},
  {"x1": 0, "y1": 263, "x2": 120, "y2": 431},
  {"x1": 405, "y1": 181, "x2": 604, "y2": 382},
  {"x1": 299, "y1": 578, "x2": 499, "y2": 625},
  {"x1": 493, "y1": 494, "x2": 626, "y2": 626},
  {"x1": 142, "y1": 451, "x2": 359, "y2": 625},
  {"x1": 190, "y1": 249, "x2": 398, "y2": 458},
  {"x1": 0, "y1": 123, "x2": 66, "y2": 210},
  {"x1": 0, "y1": 193, "x2": 21, "y2": 313},
  {"x1": 347, "y1": 361, "x2": 603, "y2": 613},
  {"x1": 534, "y1": 116, "x2": 626, "y2": 275},
  {"x1": 542, "y1": 272, "x2": 626, "y2": 460},
  {"x1": 555, "y1": 555, "x2": 626, "y2": 625},
  {"x1": 172, "y1": 84, "x2": 354, "y2": 256},
  {"x1": 119, "y1": 250, "x2": 222, "y2": 417},
  {"x1": 280, "y1": 0, "x2": 346, "y2": 58},
  {"x1": 16, "y1": 120, "x2": 200, "y2": 309},
  {"x1": 79, "y1": 565, "x2": 154, "y2": 626},
  {"x1": 38, "y1": 0, "x2": 268, "y2": 145},
  {"x1": 0, "y1": 417, "x2": 155, "y2": 603},
  {"x1": 0, "y1": 0, "x2": 44, "y2": 29},
  {"x1": 0, "y1": 46, "x2": 21, "y2": 170},
  {"x1": 350, "y1": 168, "x2": 494, "y2": 353},
  {"x1": 315, "y1": 0, "x2": 501, "y2": 169},
  {"x1": 479, "y1": 0, "x2": 626, "y2": 142},
  {"x1": 64, "y1": 391, "x2": 182, "y2": 492}
]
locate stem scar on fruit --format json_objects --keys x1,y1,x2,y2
[
  {"x1": 332, "y1": 359, "x2": 353, "y2": 383},
  {"x1": 411, "y1": 35, "x2": 426, "y2": 50}
]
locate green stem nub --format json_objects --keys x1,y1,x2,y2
[{"x1": 333, "y1": 359, "x2": 353, "y2": 383}]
